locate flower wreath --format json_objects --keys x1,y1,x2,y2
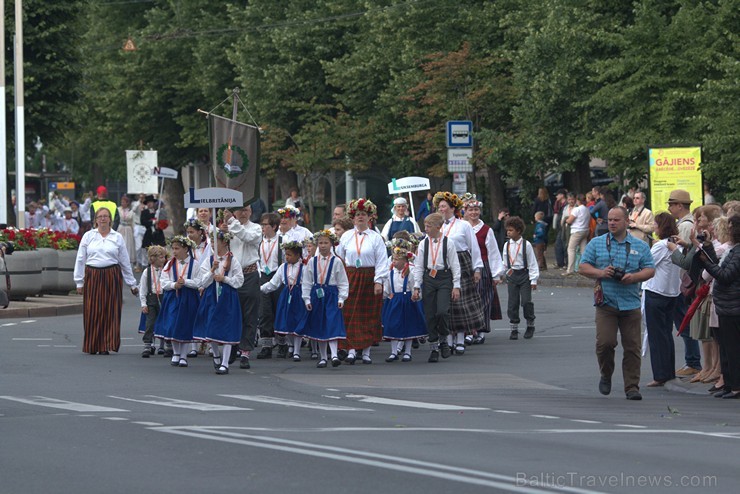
[
  {"x1": 217, "y1": 230, "x2": 234, "y2": 243},
  {"x1": 281, "y1": 240, "x2": 304, "y2": 252},
  {"x1": 389, "y1": 238, "x2": 414, "y2": 260},
  {"x1": 168, "y1": 235, "x2": 197, "y2": 251},
  {"x1": 409, "y1": 232, "x2": 425, "y2": 246},
  {"x1": 276, "y1": 206, "x2": 300, "y2": 219},
  {"x1": 347, "y1": 198, "x2": 378, "y2": 220},
  {"x1": 462, "y1": 193, "x2": 483, "y2": 209},
  {"x1": 183, "y1": 218, "x2": 208, "y2": 231},
  {"x1": 312, "y1": 229, "x2": 338, "y2": 246},
  {"x1": 432, "y1": 191, "x2": 464, "y2": 212}
]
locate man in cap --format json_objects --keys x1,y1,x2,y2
[
  {"x1": 380, "y1": 197, "x2": 420, "y2": 241},
  {"x1": 90, "y1": 185, "x2": 120, "y2": 230},
  {"x1": 667, "y1": 189, "x2": 702, "y2": 377}
]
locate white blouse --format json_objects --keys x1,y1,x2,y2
[
  {"x1": 441, "y1": 218, "x2": 483, "y2": 270},
  {"x1": 336, "y1": 228, "x2": 390, "y2": 284},
  {"x1": 301, "y1": 255, "x2": 349, "y2": 305},
  {"x1": 73, "y1": 229, "x2": 137, "y2": 288},
  {"x1": 384, "y1": 268, "x2": 418, "y2": 298},
  {"x1": 197, "y1": 254, "x2": 244, "y2": 290},
  {"x1": 470, "y1": 221, "x2": 505, "y2": 279},
  {"x1": 261, "y1": 261, "x2": 304, "y2": 296},
  {"x1": 161, "y1": 257, "x2": 200, "y2": 291},
  {"x1": 138, "y1": 266, "x2": 164, "y2": 307}
]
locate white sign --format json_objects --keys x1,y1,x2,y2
[
  {"x1": 153, "y1": 166, "x2": 178, "y2": 179},
  {"x1": 447, "y1": 148, "x2": 473, "y2": 173},
  {"x1": 184, "y1": 187, "x2": 243, "y2": 208},
  {"x1": 126, "y1": 150, "x2": 159, "y2": 194},
  {"x1": 387, "y1": 176, "x2": 431, "y2": 194}
]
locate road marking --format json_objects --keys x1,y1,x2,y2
[
  {"x1": 322, "y1": 395, "x2": 342, "y2": 400},
  {"x1": 12, "y1": 338, "x2": 52, "y2": 341},
  {"x1": 37, "y1": 345, "x2": 51, "y2": 347},
  {"x1": 570, "y1": 326, "x2": 595, "y2": 329},
  {"x1": 0, "y1": 396, "x2": 129, "y2": 413},
  {"x1": 20, "y1": 320, "x2": 37, "y2": 324},
  {"x1": 109, "y1": 395, "x2": 252, "y2": 411},
  {"x1": 2, "y1": 323, "x2": 18, "y2": 326},
  {"x1": 570, "y1": 419, "x2": 601, "y2": 424},
  {"x1": 53, "y1": 345, "x2": 76, "y2": 348},
  {"x1": 535, "y1": 335, "x2": 572, "y2": 338},
  {"x1": 492, "y1": 410, "x2": 520, "y2": 414},
  {"x1": 531, "y1": 414, "x2": 560, "y2": 419},
  {"x1": 615, "y1": 424, "x2": 646, "y2": 429},
  {"x1": 133, "y1": 421, "x2": 164, "y2": 426},
  {"x1": 152, "y1": 426, "x2": 605, "y2": 494},
  {"x1": 222, "y1": 395, "x2": 372, "y2": 411},
  {"x1": 102, "y1": 417, "x2": 129, "y2": 421},
  {"x1": 345, "y1": 394, "x2": 489, "y2": 411}
]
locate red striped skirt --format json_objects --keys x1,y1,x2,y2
[
  {"x1": 82, "y1": 265, "x2": 123, "y2": 353},
  {"x1": 340, "y1": 267, "x2": 382, "y2": 350}
]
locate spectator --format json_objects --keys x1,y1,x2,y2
[
  {"x1": 532, "y1": 211, "x2": 549, "y2": 271},
  {"x1": 627, "y1": 191, "x2": 654, "y2": 244},
  {"x1": 552, "y1": 189, "x2": 568, "y2": 269},
  {"x1": 250, "y1": 197, "x2": 267, "y2": 223},
  {"x1": 703, "y1": 184, "x2": 716, "y2": 205},
  {"x1": 416, "y1": 192, "x2": 434, "y2": 223},
  {"x1": 563, "y1": 193, "x2": 590, "y2": 277},
  {"x1": 90, "y1": 186, "x2": 121, "y2": 231},
  {"x1": 491, "y1": 208, "x2": 509, "y2": 254},
  {"x1": 591, "y1": 187, "x2": 609, "y2": 237},
  {"x1": 532, "y1": 187, "x2": 553, "y2": 226}
]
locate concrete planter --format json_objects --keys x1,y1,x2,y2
[
  {"x1": 5, "y1": 250, "x2": 43, "y2": 300},
  {"x1": 39, "y1": 248, "x2": 59, "y2": 294},
  {"x1": 56, "y1": 250, "x2": 78, "y2": 294}
]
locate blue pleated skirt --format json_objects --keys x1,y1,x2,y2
[
  {"x1": 382, "y1": 292, "x2": 427, "y2": 340},
  {"x1": 192, "y1": 283, "x2": 242, "y2": 345},
  {"x1": 154, "y1": 287, "x2": 200, "y2": 342},
  {"x1": 274, "y1": 286, "x2": 308, "y2": 335},
  {"x1": 299, "y1": 284, "x2": 346, "y2": 341}
]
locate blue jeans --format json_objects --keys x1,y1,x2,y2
[
  {"x1": 645, "y1": 290, "x2": 678, "y2": 382},
  {"x1": 673, "y1": 294, "x2": 701, "y2": 369}
]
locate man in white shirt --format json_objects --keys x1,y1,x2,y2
[
  {"x1": 256, "y1": 212, "x2": 284, "y2": 359},
  {"x1": 222, "y1": 204, "x2": 262, "y2": 369},
  {"x1": 564, "y1": 193, "x2": 591, "y2": 276}
]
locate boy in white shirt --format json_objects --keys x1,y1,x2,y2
[{"x1": 503, "y1": 216, "x2": 540, "y2": 340}]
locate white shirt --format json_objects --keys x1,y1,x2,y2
[
  {"x1": 570, "y1": 204, "x2": 590, "y2": 232},
  {"x1": 261, "y1": 261, "x2": 304, "y2": 297},
  {"x1": 336, "y1": 228, "x2": 390, "y2": 284},
  {"x1": 470, "y1": 221, "x2": 505, "y2": 279},
  {"x1": 73, "y1": 229, "x2": 137, "y2": 288},
  {"x1": 258, "y1": 235, "x2": 282, "y2": 275},
  {"x1": 192, "y1": 240, "x2": 213, "y2": 271},
  {"x1": 139, "y1": 265, "x2": 164, "y2": 307},
  {"x1": 161, "y1": 257, "x2": 200, "y2": 291},
  {"x1": 226, "y1": 217, "x2": 261, "y2": 268},
  {"x1": 412, "y1": 236, "x2": 461, "y2": 289},
  {"x1": 503, "y1": 238, "x2": 540, "y2": 284},
  {"x1": 643, "y1": 239, "x2": 681, "y2": 297},
  {"x1": 61, "y1": 217, "x2": 80, "y2": 234},
  {"x1": 197, "y1": 254, "x2": 244, "y2": 290},
  {"x1": 79, "y1": 198, "x2": 92, "y2": 222},
  {"x1": 384, "y1": 267, "x2": 418, "y2": 298},
  {"x1": 441, "y1": 218, "x2": 483, "y2": 270},
  {"x1": 301, "y1": 254, "x2": 349, "y2": 305}
]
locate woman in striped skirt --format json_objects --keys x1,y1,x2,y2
[
  {"x1": 336, "y1": 198, "x2": 389, "y2": 364},
  {"x1": 74, "y1": 207, "x2": 139, "y2": 354},
  {"x1": 433, "y1": 191, "x2": 485, "y2": 355},
  {"x1": 463, "y1": 195, "x2": 505, "y2": 344}
]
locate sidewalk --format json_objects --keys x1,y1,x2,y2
[{"x1": 0, "y1": 293, "x2": 83, "y2": 319}]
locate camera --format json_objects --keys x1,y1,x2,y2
[
  {"x1": 612, "y1": 267, "x2": 625, "y2": 281},
  {"x1": 696, "y1": 232, "x2": 707, "y2": 243}
]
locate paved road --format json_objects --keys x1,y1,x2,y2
[{"x1": 1, "y1": 287, "x2": 736, "y2": 493}]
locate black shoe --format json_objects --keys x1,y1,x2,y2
[
  {"x1": 625, "y1": 390, "x2": 642, "y2": 401},
  {"x1": 337, "y1": 349, "x2": 348, "y2": 361},
  {"x1": 509, "y1": 330, "x2": 519, "y2": 340},
  {"x1": 157, "y1": 347, "x2": 165, "y2": 355},
  {"x1": 714, "y1": 389, "x2": 732, "y2": 398},
  {"x1": 331, "y1": 357, "x2": 341, "y2": 367},
  {"x1": 599, "y1": 377, "x2": 612, "y2": 396},
  {"x1": 276, "y1": 345, "x2": 289, "y2": 359},
  {"x1": 212, "y1": 356, "x2": 222, "y2": 370},
  {"x1": 256, "y1": 347, "x2": 272, "y2": 359},
  {"x1": 439, "y1": 342, "x2": 452, "y2": 359},
  {"x1": 385, "y1": 353, "x2": 398, "y2": 363},
  {"x1": 163, "y1": 348, "x2": 173, "y2": 358},
  {"x1": 187, "y1": 350, "x2": 198, "y2": 358},
  {"x1": 346, "y1": 354, "x2": 356, "y2": 365},
  {"x1": 216, "y1": 365, "x2": 229, "y2": 375},
  {"x1": 141, "y1": 348, "x2": 151, "y2": 358},
  {"x1": 524, "y1": 327, "x2": 535, "y2": 339},
  {"x1": 473, "y1": 334, "x2": 485, "y2": 345},
  {"x1": 411, "y1": 339, "x2": 419, "y2": 349},
  {"x1": 722, "y1": 391, "x2": 740, "y2": 399},
  {"x1": 428, "y1": 350, "x2": 439, "y2": 363},
  {"x1": 316, "y1": 359, "x2": 327, "y2": 368},
  {"x1": 99, "y1": 351, "x2": 110, "y2": 355},
  {"x1": 229, "y1": 350, "x2": 239, "y2": 365},
  {"x1": 239, "y1": 356, "x2": 250, "y2": 369}
]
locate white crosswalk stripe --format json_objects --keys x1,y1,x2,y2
[
  {"x1": 109, "y1": 395, "x2": 252, "y2": 411},
  {"x1": 221, "y1": 395, "x2": 372, "y2": 411},
  {"x1": 345, "y1": 394, "x2": 489, "y2": 411},
  {"x1": 0, "y1": 396, "x2": 129, "y2": 413}
]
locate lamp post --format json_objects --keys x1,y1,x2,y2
[{"x1": 14, "y1": 0, "x2": 26, "y2": 228}]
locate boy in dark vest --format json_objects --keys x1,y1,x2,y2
[{"x1": 503, "y1": 216, "x2": 540, "y2": 340}]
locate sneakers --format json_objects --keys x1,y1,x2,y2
[
  {"x1": 676, "y1": 366, "x2": 700, "y2": 377},
  {"x1": 599, "y1": 377, "x2": 612, "y2": 396},
  {"x1": 428, "y1": 350, "x2": 439, "y2": 363},
  {"x1": 256, "y1": 347, "x2": 272, "y2": 359},
  {"x1": 439, "y1": 341, "x2": 452, "y2": 359},
  {"x1": 509, "y1": 330, "x2": 519, "y2": 340},
  {"x1": 524, "y1": 326, "x2": 535, "y2": 339},
  {"x1": 625, "y1": 390, "x2": 642, "y2": 400},
  {"x1": 239, "y1": 356, "x2": 250, "y2": 369}
]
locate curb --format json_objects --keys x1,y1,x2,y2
[{"x1": 0, "y1": 294, "x2": 84, "y2": 320}]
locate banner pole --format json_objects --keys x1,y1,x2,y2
[
  {"x1": 155, "y1": 177, "x2": 164, "y2": 220},
  {"x1": 408, "y1": 192, "x2": 416, "y2": 221},
  {"x1": 213, "y1": 206, "x2": 219, "y2": 302}
]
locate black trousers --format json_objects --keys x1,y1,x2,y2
[
  {"x1": 716, "y1": 314, "x2": 740, "y2": 390},
  {"x1": 421, "y1": 270, "x2": 452, "y2": 343},
  {"x1": 238, "y1": 270, "x2": 261, "y2": 352},
  {"x1": 506, "y1": 269, "x2": 534, "y2": 325},
  {"x1": 258, "y1": 272, "x2": 282, "y2": 340}
]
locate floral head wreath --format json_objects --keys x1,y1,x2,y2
[
  {"x1": 168, "y1": 235, "x2": 197, "y2": 251},
  {"x1": 409, "y1": 232, "x2": 425, "y2": 246},
  {"x1": 281, "y1": 240, "x2": 304, "y2": 252},
  {"x1": 276, "y1": 206, "x2": 300, "y2": 219},
  {"x1": 146, "y1": 245, "x2": 168, "y2": 259},
  {"x1": 462, "y1": 193, "x2": 483, "y2": 209},
  {"x1": 183, "y1": 218, "x2": 207, "y2": 231},
  {"x1": 347, "y1": 198, "x2": 378, "y2": 220},
  {"x1": 313, "y1": 229, "x2": 338, "y2": 246},
  {"x1": 390, "y1": 238, "x2": 413, "y2": 256},
  {"x1": 433, "y1": 191, "x2": 464, "y2": 212},
  {"x1": 217, "y1": 230, "x2": 234, "y2": 243}
]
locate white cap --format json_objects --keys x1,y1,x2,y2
[{"x1": 393, "y1": 197, "x2": 408, "y2": 206}]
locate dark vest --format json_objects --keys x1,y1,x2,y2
[{"x1": 474, "y1": 223, "x2": 490, "y2": 262}]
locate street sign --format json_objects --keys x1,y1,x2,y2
[
  {"x1": 452, "y1": 172, "x2": 467, "y2": 195},
  {"x1": 387, "y1": 176, "x2": 431, "y2": 194},
  {"x1": 153, "y1": 167, "x2": 178, "y2": 179},
  {"x1": 446, "y1": 120, "x2": 473, "y2": 148},
  {"x1": 184, "y1": 187, "x2": 243, "y2": 208},
  {"x1": 50, "y1": 182, "x2": 75, "y2": 191},
  {"x1": 447, "y1": 148, "x2": 473, "y2": 173}
]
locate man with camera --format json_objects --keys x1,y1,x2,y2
[{"x1": 579, "y1": 207, "x2": 655, "y2": 400}]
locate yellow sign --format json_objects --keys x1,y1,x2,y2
[
  {"x1": 648, "y1": 146, "x2": 702, "y2": 215},
  {"x1": 55, "y1": 182, "x2": 76, "y2": 190}
]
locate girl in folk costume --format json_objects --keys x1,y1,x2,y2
[
  {"x1": 301, "y1": 230, "x2": 349, "y2": 368},
  {"x1": 117, "y1": 195, "x2": 136, "y2": 268},
  {"x1": 303, "y1": 235, "x2": 320, "y2": 360},
  {"x1": 382, "y1": 239, "x2": 427, "y2": 362},
  {"x1": 154, "y1": 235, "x2": 201, "y2": 368},
  {"x1": 184, "y1": 218, "x2": 212, "y2": 357},
  {"x1": 138, "y1": 245, "x2": 168, "y2": 358},
  {"x1": 193, "y1": 231, "x2": 244, "y2": 375},
  {"x1": 433, "y1": 191, "x2": 486, "y2": 355},
  {"x1": 336, "y1": 198, "x2": 390, "y2": 364},
  {"x1": 463, "y1": 194, "x2": 505, "y2": 345},
  {"x1": 260, "y1": 241, "x2": 309, "y2": 362}
]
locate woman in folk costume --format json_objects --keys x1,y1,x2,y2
[
  {"x1": 154, "y1": 235, "x2": 200, "y2": 368},
  {"x1": 193, "y1": 231, "x2": 244, "y2": 375},
  {"x1": 433, "y1": 191, "x2": 485, "y2": 355},
  {"x1": 336, "y1": 198, "x2": 389, "y2": 364},
  {"x1": 260, "y1": 241, "x2": 309, "y2": 362},
  {"x1": 382, "y1": 239, "x2": 427, "y2": 362},
  {"x1": 301, "y1": 230, "x2": 349, "y2": 368},
  {"x1": 184, "y1": 217, "x2": 212, "y2": 357},
  {"x1": 462, "y1": 194, "x2": 505, "y2": 345},
  {"x1": 117, "y1": 195, "x2": 137, "y2": 268}
]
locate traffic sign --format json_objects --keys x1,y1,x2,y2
[
  {"x1": 447, "y1": 148, "x2": 473, "y2": 173},
  {"x1": 446, "y1": 121, "x2": 473, "y2": 148}
]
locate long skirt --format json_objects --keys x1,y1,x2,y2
[
  {"x1": 382, "y1": 292, "x2": 427, "y2": 340},
  {"x1": 193, "y1": 283, "x2": 242, "y2": 345},
  {"x1": 300, "y1": 284, "x2": 346, "y2": 341},
  {"x1": 340, "y1": 267, "x2": 383, "y2": 350},
  {"x1": 82, "y1": 265, "x2": 123, "y2": 354},
  {"x1": 478, "y1": 260, "x2": 502, "y2": 330},
  {"x1": 154, "y1": 287, "x2": 199, "y2": 343},
  {"x1": 449, "y1": 251, "x2": 486, "y2": 334}
]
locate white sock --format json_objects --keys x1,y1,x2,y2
[
  {"x1": 191, "y1": 342, "x2": 197, "y2": 352},
  {"x1": 401, "y1": 340, "x2": 410, "y2": 355},
  {"x1": 311, "y1": 340, "x2": 319, "y2": 354},
  {"x1": 362, "y1": 346, "x2": 371, "y2": 359},
  {"x1": 319, "y1": 342, "x2": 328, "y2": 360},
  {"x1": 293, "y1": 336, "x2": 303, "y2": 354},
  {"x1": 210, "y1": 342, "x2": 221, "y2": 358},
  {"x1": 457, "y1": 332, "x2": 466, "y2": 345},
  {"x1": 329, "y1": 341, "x2": 338, "y2": 359},
  {"x1": 348, "y1": 349, "x2": 356, "y2": 359},
  {"x1": 446, "y1": 335, "x2": 453, "y2": 346},
  {"x1": 221, "y1": 345, "x2": 232, "y2": 368}
]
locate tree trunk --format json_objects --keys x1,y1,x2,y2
[
  {"x1": 163, "y1": 172, "x2": 186, "y2": 236},
  {"x1": 486, "y1": 163, "x2": 506, "y2": 223}
]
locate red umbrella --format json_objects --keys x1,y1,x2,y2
[{"x1": 677, "y1": 282, "x2": 711, "y2": 336}]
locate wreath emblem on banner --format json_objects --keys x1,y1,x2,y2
[
  {"x1": 133, "y1": 162, "x2": 152, "y2": 185},
  {"x1": 217, "y1": 143, "x2": 249, "y2": 179}
]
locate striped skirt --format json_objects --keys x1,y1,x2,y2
[
  {"x1": 449, "y1": 251, "x2": 486, "y2": 334},
  {"x1": 340, "y1": 267, "x2": 383, "y2": 350},
  {"x1": 82, "y1": 265, "x2": 123, "y2": 354},
  {"x1": 478, "y1": 260, "x2": 503, "y2": 329}
]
